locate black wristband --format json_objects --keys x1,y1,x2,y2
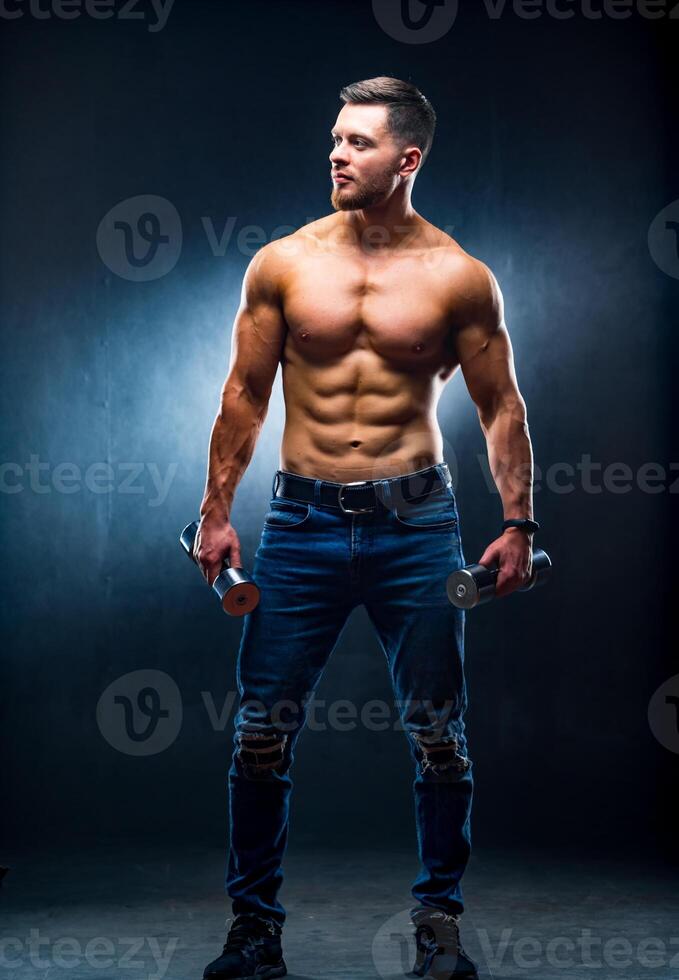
[{"x1": 502, "y1": 518, "x2": 540, "y2": 535}]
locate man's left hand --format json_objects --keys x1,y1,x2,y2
[{"x1": 477, "y1": 529, "x2": 533, "y2": 599}]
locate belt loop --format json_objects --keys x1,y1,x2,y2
[
  {"x1": 390, "y1": 472, "x2": 405, "y2": 510},
  {"x1": 272, "y1": 472, "x2": 280, "y2": 498},
  {"x1": 313, "y1": 479, "x2": 322, "y2": 507},
  {"x1": 379, "y1": 477, "x2": 393, "y2": 512}
]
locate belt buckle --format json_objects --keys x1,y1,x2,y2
[{"x1": 337, "y1": 480, "x2": 375, "y2": 514}]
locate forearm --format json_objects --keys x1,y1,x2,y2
[
  {"x1": 482, "y1": 404, "x2": 534, "y2": 521},
  {"x1": 199, "y1": 384, "x2": 268, "y2": 523}
]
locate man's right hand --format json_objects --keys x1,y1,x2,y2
[{"x1": 193, "y1": 517, "x2": 242, "y2": 586}]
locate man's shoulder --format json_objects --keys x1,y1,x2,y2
[
  {"x1": 247, "y1": 234, "x2": 299, "y2": 292},
  {"x1": 427, "y1": 227, "x2": 490, "y2": 283},
  {"x1": 431, "y1": 234, "x2": 497, "y2": 307},
  {"x1": 423, "y1": 230, "x2": 502, "y2": 330},
  {"x1": 251, "y1": 216, "x2": 333, "y2": 272}
]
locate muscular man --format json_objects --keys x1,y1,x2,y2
[{"x1": 196, "y1": 76, "x2": 535, "y2": 980}]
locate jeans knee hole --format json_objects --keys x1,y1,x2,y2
[
  {"x1": 410, "y1": 732, "x2": 471, "y2": 776},
  {"x1": 237, "y1": 732, "x2": 289, "y2": 777}
]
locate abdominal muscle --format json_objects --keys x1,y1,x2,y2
[{"x1": 279, "y1": 348, "x2": 445, "y2": 484}]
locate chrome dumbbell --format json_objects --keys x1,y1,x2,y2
[
  {"x1": 447, "y1": 548, "x2": 552, "y2": 609},
  {"x1": 180, "y1": 521, "x2": 260, "y2": 616}
]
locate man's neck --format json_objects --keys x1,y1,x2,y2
[{"x1": 340, "y1": 205, "x2": 422, "y2": 252}]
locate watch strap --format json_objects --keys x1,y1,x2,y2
[{"x1": 503, "y1": 518, "x2": 540, "y2": 534}]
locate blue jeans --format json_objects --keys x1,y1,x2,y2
[{"x1": 226, "y1": 463, "x2": 473, "y2": 928}]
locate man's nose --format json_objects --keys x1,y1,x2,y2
[{"x1": 329, "y1": 143, "x2": 348, "y2": 165}]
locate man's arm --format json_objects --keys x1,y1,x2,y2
[
  {"x1": 453, "y1": 258, "x2": 535, "y2": 595},
  {"x1": 195, "y1": 242, "x2": 287, "y2": 583}
]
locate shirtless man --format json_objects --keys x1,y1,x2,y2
[{"x1": 196, "y1": 77, "x2": 536, "y2": 980}]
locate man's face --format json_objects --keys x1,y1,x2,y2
[{"x1": 329, "y1": 103, "x2": 405, "y2": 211}]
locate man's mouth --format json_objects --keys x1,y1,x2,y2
[{"x1": 332, "y1": 173, "x2": 353, "y2": 184}]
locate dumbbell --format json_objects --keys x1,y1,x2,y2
[
  {"x1": 447, "y1": 548, "x2": 552, "y2": 609},
  {"x1": 179, "y1": 521, "x2": 260, "y2": 616}
]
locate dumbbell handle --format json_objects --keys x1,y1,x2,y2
[
  {"x1": 180, "y1": 521, "x2": 226, "y2": 568},
  {"x1": 179, "y1": 521, "x2": 260, "y2": 616},
  {"x1": 447, "y1": 548, "x2": 552, "y2": 609}
]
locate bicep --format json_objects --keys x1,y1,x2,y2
[
  {"x1": 454, "y1": 264, "x2": 525, "y2": 429},
  {"x1": 226, "y1": 247, "x2": 287, "y2": 405}
]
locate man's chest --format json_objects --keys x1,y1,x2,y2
[{"x1": 281, "y1": 250, "x2": 457, "y2": 366}]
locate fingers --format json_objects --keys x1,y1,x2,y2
[
  {"x1": 191, "y1": 534, "x2": 201, "y2": 566},
  {"x1": 480, "y1": 533, "x2": 533, "y2": 598},
  {"x1": 205, "y1": 562, "x2": 223, "y2": 588},
  {"x1": 495, "y1": 562, "x2": 531, "y2": 597},
  {"x1": 227, "y1": 531, "x2": 241, "y2": 569},
  {"x1": 494, "y1": 574, "x2": 517, "y2": 598},
  {"x1": 196, "y1": 550, "x2": 226, "y2": 586},
  {"x1": 193, "y1": 523, "x2": 241, "y2": 581},
  {"x1": 495, "y1": 574, "x2": 518, "y2": 597},
  {"x1": 478, "y1": 546, "x2": 500, "y2": 569}
]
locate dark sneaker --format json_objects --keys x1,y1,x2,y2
[
  {"x1": 410, "y1": 907, "x2": 479, "y2": 979},
  {"x1": 203, "y1": 914, "x2": 287, "y2": 979}
]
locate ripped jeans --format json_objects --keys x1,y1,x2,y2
[{"x1": 226, "y1": 463, "x2": 473, "y2": 929}]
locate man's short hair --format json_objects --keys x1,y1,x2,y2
[{"x1": 339, "y1": 76, "x2": 437, "y2": 167}]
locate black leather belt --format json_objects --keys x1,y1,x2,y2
[{"x1": 272, "y1": 464, "x2": 452, "y2": 514}]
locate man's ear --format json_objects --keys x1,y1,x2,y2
[{"x1": 399, "y1": 146, "x2": 422, "y2": 177}]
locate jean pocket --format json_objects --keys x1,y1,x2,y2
[
  {"x1": 263, "y1": 497, "x2": 312, "y2": 529},
  {"x1": 393, "y1": 489, "x2": 458, "y2": 530}
]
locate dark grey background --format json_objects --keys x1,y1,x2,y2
[{"x1": 1, "y1": 0, "x2": 677, "y2": 862}]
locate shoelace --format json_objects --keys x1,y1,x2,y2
[{"x1": 222, "y1": 919, "x2": 277, "y2": 952}]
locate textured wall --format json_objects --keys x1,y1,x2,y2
[{"x1": 1, "y1": 0, "x2": 677, "y2": 856}]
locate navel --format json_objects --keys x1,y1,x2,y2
[{"x1": 413, "y1": 342, "x2": 425, "y2": 353}]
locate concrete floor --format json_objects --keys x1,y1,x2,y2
[{"x1": 1, "y1": 842, "x2": 677, "y2": 979}]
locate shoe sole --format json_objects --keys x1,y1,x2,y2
[
  {"x1": 409, "y1": 969, "x2": 478, "y2": 980},
  {"x1": 232, "y1": 964, "x2": 287, "y2": 980},
  {"x1": 409, "y1": 974, "x2": 477, "y2": 980}
]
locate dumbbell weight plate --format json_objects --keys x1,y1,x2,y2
[{"x1": 180, "y1": 521, "x2": 260, "y2": 617}]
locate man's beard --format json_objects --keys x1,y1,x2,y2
[{"x1": 330, "y1": 171, "x2": 394, "y2": 211}]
